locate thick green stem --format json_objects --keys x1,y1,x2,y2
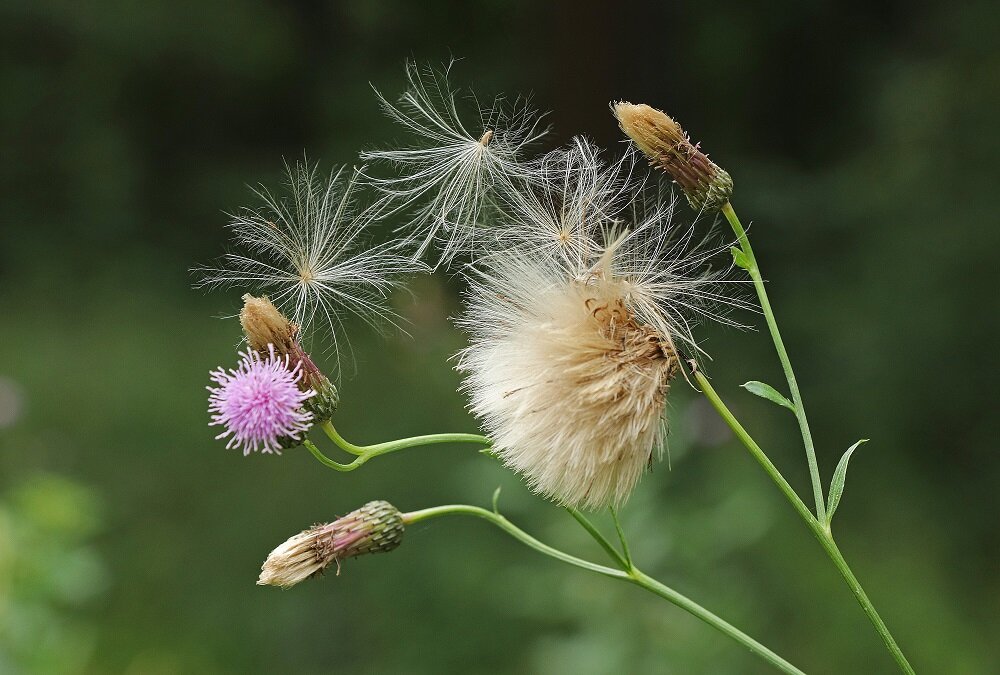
[
  {"x1": 306, "y1": 421, "x2": 491, "y2": 471},
  {"x1": 695, "y1": 371, "x2": 914, "y2": 674},
  {"x1": 403, "y1": 504, "x2": 806, "y2": 675},
  {"x1": 721, "y1": 201, "x2": 826, "y2": 523}
]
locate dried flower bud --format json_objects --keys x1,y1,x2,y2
[
  {"x1": 240, "y1": 294, "x2": 297, "y2": 354},
  {"x1": 613, "y1": 102, "x2": 733, "y2": 212},
  {"x1": 257, "y1": 500, "x2": 404, "y2": 588},
  {"x1": 240, "y1": 295, "x2": 338, "y2": 422}
]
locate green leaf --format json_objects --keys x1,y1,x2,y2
[
  {"x1": 730, "y1": 246, "x2": 751, "y2": 270},
  {"x1": 492, "y1": 486, "x2": 502, "y2": 514},
  {"x1": 826, "y1": 439, "x2": 868, "y2": 525},
  {"x1": 740, "y1": 381, "x2": 795, "y2": 412}
]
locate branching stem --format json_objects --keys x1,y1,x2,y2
[
  {"x1": 693, "y1": 222, "x2": 915, "y2": 675},
  {"x1": 303, "y1": 420, "x2": 490, "y2": 471},
  {"x1": 402, "y1": 504, "x2": 806, "y2": 675},
  {"x1": 722, "y1": 201, "x2": 826, "y2": 522}
]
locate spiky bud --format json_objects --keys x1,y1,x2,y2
[
  {"x1": 257, "y1": 500, "x2": 404, "y2": 588},
  {"x1": 613, "y1": 102, "x2": 733, "y2": 212},
  {"x1": 240, "y1": 295, "x2": 338, "y2": 422}
]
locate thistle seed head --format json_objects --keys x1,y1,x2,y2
[
  {"x1": 196, "y1": 161, "x2": 426, "y2": 377},
  {"x1": 362, "y1": 60, "x2": 549, "y2": 268},
  {"x1": 458, "y1": 250, "x2": 681, "y2": 509}
]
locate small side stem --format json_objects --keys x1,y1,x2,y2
[
  {"x1": 308, "y1": 421, "x2": 491, "y2": 471},
  {"x1": 722, "y1": 201, "x2": 826, "y2": 523},
  {"x1": 403, "y1": 504, "x2": 806, "y2": 675},
  {"x1": 320, "y1": 420, "x2": 364, "y2": 455},
  {"x1": 609, "y1": 506, "x2": 633, "y2": 568},
  {"x1": 566, "y1": 508, "x2": 629, "y2": 569},
  {"x1": 303, "y1": 439, "x2": 355, "y2": 471}
]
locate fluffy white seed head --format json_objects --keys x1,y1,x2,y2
[
  {"x1": 599, "y1": 184, "x2": 755, "y2": 357},
  {"x1": 458, "y1": 185, "x2": 748, "y2": 509},
  {"x1": 458, "y1": 248, "x2": 678, "y2": 509},
  {"x1": 197, "y1": 161, "x2": 426, "y2": 376},
  {"x1": 361, "y1": 60, "x2": 548, "y2": 268}
]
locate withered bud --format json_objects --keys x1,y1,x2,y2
[
  {"x1": 240, "y1": 294, "x2": 339, "y2": 422},
  {"x1": 257, "y1": 500, "x2": 405, "y2": 588},
  {"x1": 240, "y1": 294, "x2": 297, "y2": 354},
  {"x1": 613, "y1": 102, "x2": 733, "y2": 212}
]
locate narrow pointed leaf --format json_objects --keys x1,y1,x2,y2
[
  {"x1": 741, "y1": 380, "x2": 795, "y2": 412},
  {"x1": 826, "y1": 439, "x2": 868, "y2": 525},
  {"x1": 730, "y1": 246, "x2": 751, "y2": 270}
]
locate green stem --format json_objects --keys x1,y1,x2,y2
[
  {"x1": 303, "y1": 439, "x2": 356, "y2": 471},
  {"x1": 695, "y1": 371, "x2": 914, "y2": 674},
  {"x1": 565, "y1": 508, "x2": 629, "y2": 569},
  {"x1": 609, "y1": 506, "x2": 633, "y2": 568},
  {"x1": 625, "y1": 568, "x2": 804, "y2": 675},
  {"x1": 306, "y1": 420, "x2": 491, "y2": 471},
  {"x1": 694, "y1": 372, "x2": 815, "y2": 526},
  {"x1": 721, "y1": 201, "x2": 826, "y2": 523},
  {"x1": 403, "y1": 504, "x2": 806, "y2": 675},
  {"x1": 320, "y1": 420, "x2": 364, "y2": 455}
]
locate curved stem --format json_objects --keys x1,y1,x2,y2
[
  {"x1": 303, "y1": 439, "x2": 357, "y2": 471},
  {"x1": 722, "y1": 201, "x2": 826, "y2": 523},
  {"x1": 404, "y1": 505, "x2": 626, "y2": 578},
  {"x1": 307, "y1": 420, "x2": 491, "y2": 471},
  {"x1": 321, "y1": 420, "x2": 364, "y2": 455},
  {"x1": 403, "y1": 504, "x2": 806, "y2": 675},
  {"x1": 695, "y1": 371, "x2": 914, "y2": 674}
]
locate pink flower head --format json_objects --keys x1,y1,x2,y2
[{"x1": 207, "y1": 345, "x2": 315, "y2": 455}]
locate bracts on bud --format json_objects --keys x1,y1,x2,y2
[
  {"x1": 257, "y1": 500, "x2": 404, "y2": 588},
  {"x1": 240, "y1": 295, "x2": 339, "y2": 422},
  {"x1": 613, "y1": 102, "x2": 733, "y2": 212}
]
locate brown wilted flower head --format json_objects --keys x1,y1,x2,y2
[
  {"x1": 257, "y1": 500, "x2": 404, "y2": 588},
  {"x1": 613, "y1": 102, "x2": 733, "y2": 212},
  {"x1": 240, "y1": 294, "x2": 338, "y2": 422}
]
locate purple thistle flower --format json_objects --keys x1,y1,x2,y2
[{"x1": 207, "y1": 345, "x2": 315, "y2": 455}]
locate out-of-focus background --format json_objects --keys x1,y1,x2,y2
[{"x1": 1, "y1": 1, "x2": 997, "y2": 673}]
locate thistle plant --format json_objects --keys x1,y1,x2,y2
[{"x1": 195, "y1": 61, "x2": 915, "y2": 673}]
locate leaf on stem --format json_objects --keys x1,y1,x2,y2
[
  {"x1": 826, "y1": 439, "x2": 868, "y2": 525},
  {"x1": 741, "y1": 381, "x2": 795, "y2": 412},
  {"x1": 730, "y1": 246, "x2": 751, "y2": 270},
  {"x1": 492, "y1": 486, "x2": 502, "y2": 514}
]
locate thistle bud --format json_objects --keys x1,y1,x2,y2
[
  {"x1": 613, "y1": 102, "x2": 733, "y2": 212},
  {"x1": 240, "y1": 295, "x2": 338, "y2": 422},
  {"x1": 257, "y1": 500, "x2": 404, "y2": 588}
]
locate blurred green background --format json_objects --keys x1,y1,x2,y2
[{"x1": 1, "y1": 1, "x2": 998, "y2": 673}]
